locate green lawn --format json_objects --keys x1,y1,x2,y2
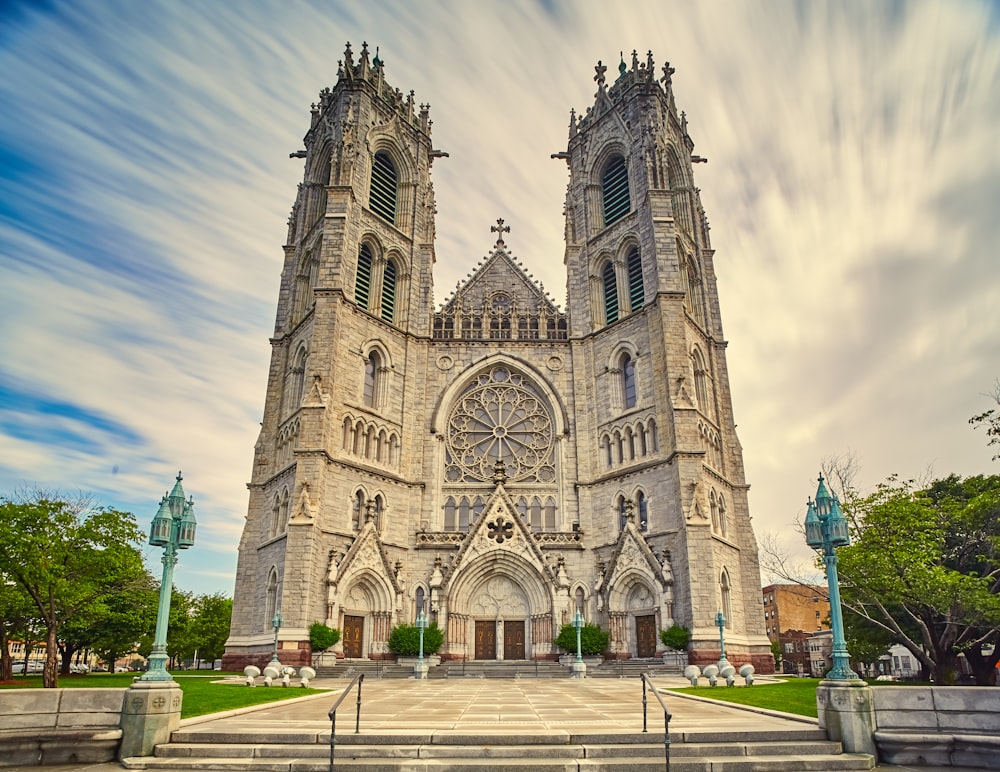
[
  {"x1": 0, "y1": 672, "x2": 331, "y2": 718},
  {"x1": 663, "y1": 677, "x2": 822, "y2": 718}
]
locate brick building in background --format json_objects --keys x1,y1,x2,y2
[{"x1": 762, "y1": 583, "x2": 829, "y2": 675}]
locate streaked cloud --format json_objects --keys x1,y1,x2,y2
[{"x1": 1, "y1": 0, "x2": 997, "y2": 593}]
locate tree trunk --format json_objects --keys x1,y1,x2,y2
[
  {"x1": 964, "y1": 644, "x2": 999, "y2": 686},
  {"x1": 932, "y1": 650, "x2": 960, "y2": 685},
  {"x1": 59, "y1": 642, "x2": 79, "y2": 676},
  {"x1": 43, "y1": 623, "x2": 59, "y2": 688}
]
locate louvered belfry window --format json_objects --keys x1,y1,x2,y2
[
  {"x1": 356, "y1": 244, "x2": 373, "y2": 309},
  {"x1": 381, "y1": 259, "x2": 396, "y2": 323},
  {"x1": 370, "y1": 151, "x2": 398, "y2": 224},
  {"x1": 602, "y1": 263, "x2": 619, "y2": 324},
  {"x1": 627, "y1": 247, "x2": 644, "y2": 311},
  {"x1": 602, "y1": 155, "x2": 630, "y2": 226}
]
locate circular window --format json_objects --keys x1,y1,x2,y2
[{"x1": 445, "y1": 366, "x2": 555, "y2": 484}]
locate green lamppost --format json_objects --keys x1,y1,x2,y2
[
  {"x1": 415, "y1": 609, "x2": 428, "y2": 679},
  {"x1": 804, "y1": 474, "x2": 858, "y2": 680},
  {"x1": 570, "y1": 609, "x2": 587, "y2": 678},
  {"x1": 269, "y1": 610, "x2": 283, "y2": 666},
  {"x1": 715, "y1": 610, "x2": 728, "y2": 666},
  {"x1": 141, "y1": 473, "x2": 196, "y2": 682}
]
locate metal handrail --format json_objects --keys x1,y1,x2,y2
[
  {"x1": 328, "y1": 672, "x2": 364, "y2": 769},
  {"x1": 641, "y1": 673, "x2": 672, "y2": 771}
]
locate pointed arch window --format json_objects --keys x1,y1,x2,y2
[
  {"x1": 621, "y1": 352, "x2": 636, "y2": 409},
  {"x1": 718, "y1": 494, "x2": 728, "y2": 538},
  {"x1": 370, "y1": 151, "x2": 398, "y2": 224},
  {"x1": 352, "y1": 490, "x2": 365, "y2": 531},
  {"x1": 617, "y1": 495, "x2": 628, "y2": 531},
  {"x1": 627, "y1": 247, "x2": 644, "y2": 311},
  {"x1": 291, "y1": 346, "x2": 308, "y2": 407},
  {"x1": 356, "y1": 244, "x2": 373, "y2": 310},
  {"x1": 363, "y1": 351, "x2": 380, "y2": 408},
  {"x1": 415, "y1": 587, "x2": 425, "y2": 615},
  {"x1": 692, "y1": 347, "x2": 710, "y2": 414},
  {"x1": 381, "y1": 258, "x2": 397, "y2": 323},
  {"x1": 265, "y1": 568, "x2": 278, "y2": 627},
  {"x1": 636, "y1": 490, "x2": 648, "y2": 532},
  {"x1": 372, "y1": 494, "x2": 384, "y2": 531},
  {"x1": 602, "y1": 154, "x2": 630, "y2": 226},
  {"x1": 602, "y1": 263, "x2": 619, "y2": 325},
  {"x1": 444, "y1": 496, "x2": 457, "y2": 531}
]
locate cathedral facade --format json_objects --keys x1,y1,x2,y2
[{"x1": 222, "y1": 44, "x2": 772, "y2": 672}]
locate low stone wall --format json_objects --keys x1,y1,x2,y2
[
  {"x1": 0, "y1": 687, "x2": 126, "y2": 767},
  {"x1": 873, "y1": 686, "x2": 1000, "y2": 769}
]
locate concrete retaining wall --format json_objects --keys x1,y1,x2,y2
[
  {"x1": 0, "y1": 688, "x2": 126, "y2": 767},
  {"x1": 873, "y1": 686, "x2": 1000, "y2": 769}
]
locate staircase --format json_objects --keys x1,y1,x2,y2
[
  {"x1": 317, "y1": 659, "x2": 682, "y2": 680},
  {"x1": 123, "y1": 726, "x2": 874, "y2": 771}
]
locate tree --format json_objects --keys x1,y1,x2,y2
[
  {"x1": 188, "y1": 594, "x2": 233, "y2": 665},
  {"x1": 770, "y1": 639, "x2": 782, "y2": 672},
  {"x1": 0, "y1": 495, "x2": 145, "y2": 687},
  {"x1": 554, "y1": 623, "x2": 609, "y2": 656},
  {"x1": 836, "y1": 474, "x2": 1000, "y2": 685},
  {"x1": 0, "y1": 580, "x2": 41, "y2": 682},
  {"x1": 969, "y1": 380, "x2": 1000, "y2": 461}
]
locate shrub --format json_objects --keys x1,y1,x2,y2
[
  {"x1": 660, "y1": 625, "x2": 690, "y2": 651},
  {"x1": 388, "y1": 622, "x2": 444, "y2": 656},
  {"x1": 554, "y1": 623, "x2": 609, "y2": 656},
  {"x1": 309, "y1": 622, "x2": 340, "y2": 652}
]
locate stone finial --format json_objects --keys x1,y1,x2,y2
[
  {"x1": 594, "y1": 60, "x2": 607, "y2": 88},
  {"x1": 661, "y1": 61, "x2": 675, "y2": 89},
  {"x1": 491, "y1": 458, "x2": 508, "y2": 486},
  {"x1": 344, "y1": 42, "x2": 354, "y2": 68},
  {"x1": 631, "y1": 49, "x2": 639, "y2": 71},
  {"x1": 618, "y1": 52, "x2": 627, "y2": 80}
]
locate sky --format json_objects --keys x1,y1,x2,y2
[{"x1": 1, "y1": 0, "x2": 998, "y2": 597}]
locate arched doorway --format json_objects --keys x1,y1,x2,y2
[{"x1": 339, "y1": 573, "x2": 393, "y2": 659}]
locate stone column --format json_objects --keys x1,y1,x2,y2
[
  {"x1": 816, "y1": 679, "x2": 876, "y2": 756},
  {"x1": 118, "y1": 680, "x2": 182, "y2": 759}
]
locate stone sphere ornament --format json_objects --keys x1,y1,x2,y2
[
  {"x1": 243, "y1": 665, "x2": 260, "y2": 687},
  {"x1": 683, "y1": 664, "x2": 701, "y2": 686}
]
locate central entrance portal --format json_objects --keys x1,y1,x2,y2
[
  {"x1": 475, "y1": 620, "x2": 496, "y2": 659},
  {"x1": 504, "y1": 620, "x2": 525, "y2": 660},
  {"x1": 343, "y1": 615, "x2": 364, "y2": 658},
  {"x1": 636, "y1": 614, "x2": 657, "y2": 658}
]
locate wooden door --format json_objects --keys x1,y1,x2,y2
[
  {"x1": 474, "y1": 620, "x2": 496, "y2": 660},
  {"x1": 636, "y1": 614, "x2": 657, "y2": 658},
  {"x1": 504, "y1": 620, "x2": 525, "y2": 660},
  {"x1": 343, "y1": 615, "x2": 364, "y2": 659}
]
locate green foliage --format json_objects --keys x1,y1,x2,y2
[
  {"x1": 969, "y1": 381, "x2": 1000, "y2": 461},
  {"x1": 669, "y1": 679, "x2": 821, "y2": 718},
  {"x1": 837, "y1": 473, "x2": 1000, "y2": 685},
  {"x1": 387, "y1": 622, "x2": 443, "y2": 656},
  {"x1": 309, "y1": 622, "x2": 340, "y2": 652},
  {"x1": 189, "y1": 594, "x2": 233, "y2": 663},
  {"x1": 554, "y1": 623, "x2": 609, "y2": 656},
  {"x1": 659, "y1": 625, "x2": 691, "y2": 651},
  {"x1": 0, "y1": 496, "x2": 144, "y2": 687},
  {"x1": 770, "y1": 639, "x2": 782, "y2": 670}
]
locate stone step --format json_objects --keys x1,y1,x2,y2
[
  {"x1": 153, "y1": 739, "x2": 848, "y2": 760},
  {"x1": 124, "y1": 754, "x2": 874, "y2": 771}
]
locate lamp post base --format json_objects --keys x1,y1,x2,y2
[
  {"x1": 570, "y1": 661, "x2": 587, "y2": 679},
  {"x1": 816, "y1": 679, "x2": 876, "y2": 756},
  {"x1": 118, "y1": 680, "x2": 182, "y2": 760}
]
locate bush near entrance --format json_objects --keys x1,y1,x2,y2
[
  {"x1": 554, "y1": 623, "x2": 609, "y2": 656},
  {"x1": 308, "y1": 622, "x2": 340, "y2": 653},
  {"x1": 660, "y1": 624, "x2": 691, "y2": 651},
  {"x1": 388, "y1": 622, "x2": 443, "y2": 656}
]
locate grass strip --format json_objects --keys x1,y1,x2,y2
[
  {"x1": 663, "y1": 677, "x2": 821, "y2": 718},
  {"x1": 0, "y1": 672, "x2": 331, "y2": 718}
]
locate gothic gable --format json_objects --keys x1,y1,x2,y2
[{"x1": 441, "y1": 243, "x2": 561, "y2": 317}]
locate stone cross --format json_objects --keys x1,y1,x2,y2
[
  {"x1": 594, "y1": 60, "x2": 607, "y2": 88},
  {"x1": 491, "y1": 218, "x2": 510, "y2": 247}
]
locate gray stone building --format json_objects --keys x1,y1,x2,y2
[{"x1": 222, "y1": 44, "x2": 772, "y2": 672}]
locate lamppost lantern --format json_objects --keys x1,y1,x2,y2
[
  {"x1": 272, "y1": 610, "x2": 283, "y2": 632},
  {"x1": 573, "y1": 609, "x2": 585, "y2": 664},
  {"x1": 803, "y1": 472, "x2": 858, "y2": 681},
  {"x1": 141, "y1": 472, "x2": 196, "y2": 682},
  {"x1": 715, "y1": 610, "x2": 728, "y2": 665}
]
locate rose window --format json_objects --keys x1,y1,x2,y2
[{"x1": 445, "y1": 366, "x2": 555, "y2": 484}]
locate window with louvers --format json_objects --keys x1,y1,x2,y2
[
  {"x1": 627, "y1": 247, "x2": 644, "y2": 310},
  {"x1": 370, "y1": 151, "x2": 398, "y2": 224},
  {"x1": 356, "y1": 245, "x2": 373, "y2": 309},
  {"x1": 602, "y1": 155, "x2": 630, "y2": 226},
  {"x1": 381, "y1": 259, "x2": 396, "y2": 323},
  {"x1": 602, "y1": 263, "x2": 619, "y2": 324}
]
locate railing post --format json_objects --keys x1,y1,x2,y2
[
  {"x1": 355, "y1": 673, "x2": 364, "y2": 733},
  {"x1": 663, "y1": 706, "x2": 671, "y2": 772},
  {"x1": 642, "y1": 675, "x2": 648, "y2": 733},
  {"x1": 328, "y1": 712, "x2": 337, "y2": 770}
]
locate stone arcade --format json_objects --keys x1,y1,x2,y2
[{"x1": 222, "y1": 43, "x2": 772, "y2": 673}]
